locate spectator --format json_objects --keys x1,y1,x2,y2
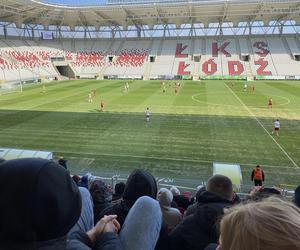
[
  {"x1": 72, "y1": 174, "x2": 81, "y2": 184},
  {"x1": 58, "y1": 156, "x2": 68, "y2": 169},
  {"x1": 78, "y1": 174, "x2": 89, "y2": 189},
  {"x1": 0, "y1": 157, "x2": 5, "y2": 164},
  {"x1": 112, "y1": 182, "x2": 126, "y2": 203},
  {"x1": 157, "y1": 188, "x2": 182, "y2": 231},
  {"x1": 217, "y1": 197, "x2": 300, "y2": 250},
  {"x1": 247, "y1": 186, "x2": 282, "y2": 202},
  {"x1": 169, "y1": 175, "x2": 233, "y2": 250},
  {"x1": 0, "y1": 158, "x2": 122, "y2": 250},
  {"x1": 99, "y1": 169, "x2": 157, "y2": 227},
  {"x1": 294, "y1": 185, "x2": 300, "y2": 208},
  {"x1": 184, "y1": 186, "x2": 206, "y2": 217},
  {"x1": 251, "y1": 165, "x2": 265, "y2": 186},
  {"x1": 90, "y1": 179, "x2": 113, "y2": 225},
  {"x1": 170, "y1": 186, "x2": 191, "y2": 213}
]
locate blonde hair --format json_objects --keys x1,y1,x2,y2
[{"x1": 219, "y1": 197, "x2": 300, "y2": 250}]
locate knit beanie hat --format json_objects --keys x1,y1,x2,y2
[
  {"x1": 157, "y1": 188, "x2": 173, "y2": 207},
  {"x1": 170, "y1": 186, "x2": 180, "y2": 196},
  {"x1": 0, "y1": 158, "x2": 82, "y2": 246}
]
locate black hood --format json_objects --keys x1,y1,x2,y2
[
  {"x1": 89, "y1": 179, "x2": 112, "y2": 205},
  {"x1": 0, "y1": 158, "x2": 81, "y2": 246},
  {"x1": 197, "y1": 191, "x2": 232, "y2": 205},
  {"x1": 122, "y1": 169, "x2": 157, "y2": 202}
]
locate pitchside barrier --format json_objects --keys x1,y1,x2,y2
[{"x1": 0, "y1": 148, "x2": 53, "y2": 160}]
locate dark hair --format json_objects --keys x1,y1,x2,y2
[
  {"x1": 115, "y1": 182, "x2": 125, "y2": 195},
  {"x1": 207, "y1": 175, "x2": 233, "y2": 200},
  {"x1": 294, "y1": 185, "x2": 300, "y2": 208}
]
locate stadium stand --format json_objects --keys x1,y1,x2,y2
[{"x1": 0, "y1": 36, "x2": 300, "y2": 83}]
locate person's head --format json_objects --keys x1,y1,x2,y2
[
  {"x1": 218, "y1": 197, "x2": 300, "y2": 250},
  {"x1": 89, "y1": 179, "x2": 112, "y2": 205},
  {"x1": 0, "y1": 158, "x2": 81, "y2": 248},
  {"x1": 170, "y1": 186, "x2": 180, "y2": 196},
  {"x1": 58, "y1": 156, "x2": 67, "y2": 169},
  {"x1": 256, "y1": 165, "x2": 260, "y2": 168},
  {"x1": 72, "y1": 174, "x2": 81, "y2": 183},
  {"x1": 206, "y1": 175, "x2": 233, "y2": 200},
  {"x1": 294, "y1": 185, "x2": 300, "y2": 208},
  {"x1": 122, "y1": 169, "x2": 157, "y2": 205},
  {"x1": 114, "y1": 182, "x2": 125, "y2": 196},
  {"x1": 157, "y1": 188, "x2": 173, "y2": 208}
]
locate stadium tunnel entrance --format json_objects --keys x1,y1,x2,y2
[{"x1": 53, "y1": 63, "x2": 75, "y2": 79}]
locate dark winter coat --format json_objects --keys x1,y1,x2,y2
[
  {"x1": 89, "y1": 180, "x2": 112, "y2": 224},
  {"x1": 99, "y1": 169, "x2": 157, "y2": 227},
  {"x1": 169, "y1": 191, "x2": 232, "y2": 250}
]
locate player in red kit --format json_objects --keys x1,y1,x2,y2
[
  {"x1": 268, "y1": 98, "x2": 273, "y2": 108},
  {"x1": 100, "y1": 100, "x2": 104, "y2": 111}
]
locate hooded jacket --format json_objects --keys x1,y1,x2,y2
[
  {"x1": 0, "y1": 158, "x2": 122, "y2": 250},
  {"x1": 98, "y1": 169, "x2": 157, "y2": 227},
  {"x1": 0, "y1": 158, "x2": 81, "y2": 249},
  {"x1": 169, "y1": 191, "x2": 232, "y2": 250},
  {"x1": 89, "y1": 180, "x2": 112, "y2": 224}
]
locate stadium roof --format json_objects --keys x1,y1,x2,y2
[{"x1": 0, "y1": 0, "x2": 299, "y2": 30}]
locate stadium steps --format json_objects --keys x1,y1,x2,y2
[
  {"x1": 143, "y1": 39, "x2": 154, "y2": 80},
  {"x1": 198, "y1": 37, "x2": 207, "y2": 78},
  {"x1": 264, "y1": 36, "x2": 279, "y2": 76},
  {"x1": 281, "y1": 36, "x2": 293, "y2": 59},
  {"x1": 294, "y1": 36, "x2": 300, "y2": 51},
  {"x1": 98, "y1": 40, "x2": 121, "y2": 78}
]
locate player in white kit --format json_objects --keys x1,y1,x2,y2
[
  {"x1": 145, "y1": 107, "x2": 150, "y2": 122},
  {"x1": 272, "y1": 119, "x2": 280, "y2": 136}
]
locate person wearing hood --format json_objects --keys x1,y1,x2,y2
[
  {"x1": 0, "y1": 158, "x2": 122, "y2": 250},
  {"x1": 112, "y1": 182, "x2": 125, "y2": 203},
  {"x1": 169, "y1": 175, "x2": 233, "y2": 250},
  {"x1": 184, "y1": 186, "x2": 206, "y2": 217},
  {"x1": 294, "y1": 185, "x2": 300, "y2": 208},
  {"x1": 98, "y1": 169, "x2": 158, "y2": 228},
  {"x1": 90, "y1": 180, "x2": 113, "y2": 225},
  {"x1": 157, "y1": 188, "x2": 182, "y2": 231}
]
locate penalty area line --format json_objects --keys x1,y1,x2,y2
[{"x1": 224, "y1": 83, "x2": 299, "y2": 169}]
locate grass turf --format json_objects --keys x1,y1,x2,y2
[{"x1": 0, "y1": 79, "x2": 299, "y2": 189}]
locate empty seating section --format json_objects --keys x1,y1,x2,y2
[{"x1": 0, "y1": 36, "x2": 299, "y2": 83}]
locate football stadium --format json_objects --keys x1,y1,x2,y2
[{"x1": 0, "y1": 0, "x2": 300, "y2": 248}]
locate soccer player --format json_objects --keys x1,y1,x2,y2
[
  {"x1": 268, "y1": 98, "x2": 273, "y2": 108},
  {"x1": 145, "y1": 107, "x2": 150, "y2": 122},
  {"x1": 100, "y1": 99, "x2": 104, "y2": 111},
  {"x1": 244, "y1": 83, "x2": 247, "y2": 92},
  {"x1": 92, "y1": 89, "x2": 96, "y2": 97},
  {"x1": 272, "y1": 119, "x2": 280, "y2": 136},
  {"x1": 88, "y1": 92, "x2": 93, "y2": 103},
  {"x1": 252, "y1": 85, "x2": 255, "y2": 92}
]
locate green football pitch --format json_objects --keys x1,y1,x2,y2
[{"x1": 0, "y1": 79, "x2": 299, "y2": 188}]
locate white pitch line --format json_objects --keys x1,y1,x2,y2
[
  {"x1": 60, "y1": 150, "x2": 295, "y2": 169},
  {"x1": 224, "y1": 83, "x2": 299, "y2": 168}
]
